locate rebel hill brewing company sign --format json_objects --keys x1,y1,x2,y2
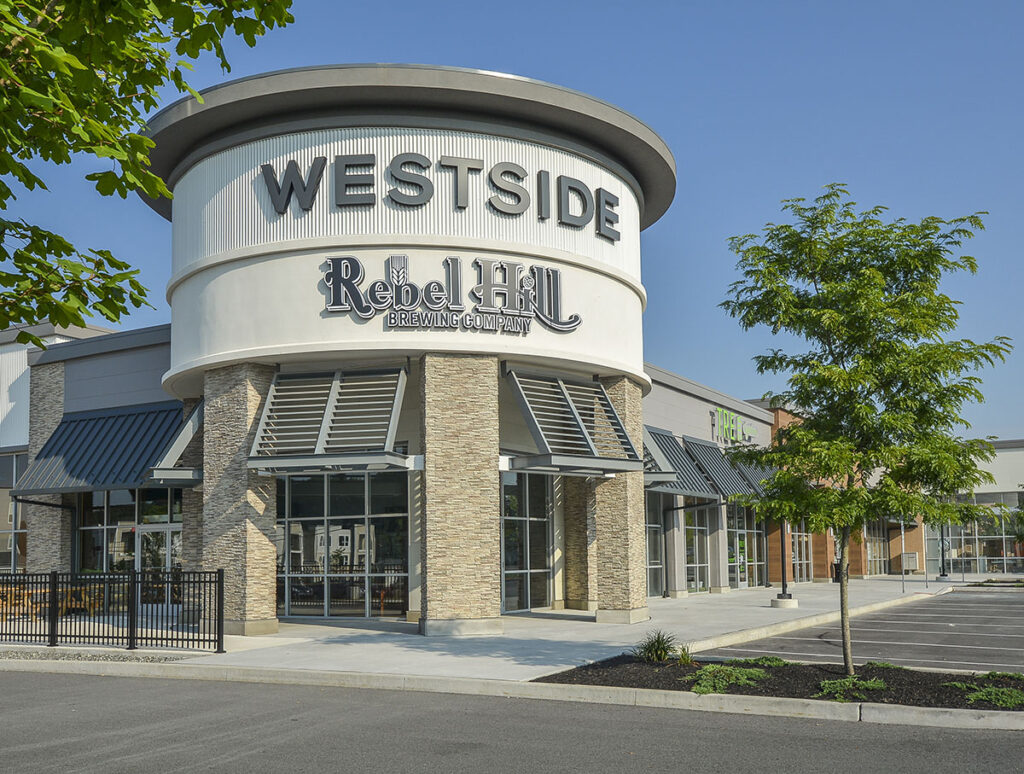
[{"x1": 323, "y1": 255, "x2": 581, "y2": 336}]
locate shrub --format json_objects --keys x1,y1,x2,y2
[
  {"x1": 815, "y1": 676, "x2": 887, "y2": 702},
  {"x1": 680, "y1": 664, "x2": 768, "y2": 695},
  {"x1": 632, "y1": 630, "x2": 678, "y2": 663},
  {"x1": 943, "y1": 681, "x2": 1024, "y2": 708},
  {"x1": 726, "y1": 656, "x2": 790, "y2": 667},
  {"x1": 864, "y1": 661, "x2": 906, "y2": 670}
]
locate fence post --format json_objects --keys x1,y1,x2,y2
[
  {"x1": 216, "y1": 569, "x2": 225, "y2": 653},
  {"x1": 127, "y1": 569, "x2": 138, "y2": 650},
  {"x1": 47, "y1": 571, "x2": 58, "y2": 647}
]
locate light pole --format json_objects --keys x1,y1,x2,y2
[
  {"x1": 939, "y1": 523, "x2": 949, "y2": 578},
  {"x1": 771, "y1": 519, "x2": 796, "y2": 608}
]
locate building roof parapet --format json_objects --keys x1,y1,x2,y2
[{"x1": 28, "y1": 324, "x2": 170, "y2": 366}]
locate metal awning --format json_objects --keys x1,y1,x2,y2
[
  {"x1": 643, "y1": 427, "x2": 677, "y2": 486},
  {"x1": 249, "y1": 369, "x2": 412, "y2": 472},
  {"x1": 506, "y1": 369, "x2": 643, "y2": 475},
  {"x1": 13, "y1": 401, "x2": 196, "y2": 496},
  {"x1": 682, "y1": 436, "x2": 753, "y2": 497},
  {"x1": 645, "y1": 427, "x2": 720, "y2": 499},
  {"x1": 735, "y1": 460, "x2": 774, "y2": 496}
]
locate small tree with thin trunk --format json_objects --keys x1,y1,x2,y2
[{"x1": 722, "y1": 184, "x2": 1011, "y2": 675}]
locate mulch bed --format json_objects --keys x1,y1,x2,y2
[{"x1": 535, "y1": 655, "x2": 1024, "y2": 711}]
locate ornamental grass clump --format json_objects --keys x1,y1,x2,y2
[
  {"x1": 815, "y1": 676, "x2": 887, "y2": 702},
  {"x1": 631, "y1": 630, "x2": 678, "y2": 663},
  {"x1": 943, "y1": 681, "x2": 1024, "y2": 709},
  {"x1": 864, "y1": 662, "x2": 906, "y2": 670},
  {"x1": 680, "y1": 664, "x2": 768, "y2": 695}
]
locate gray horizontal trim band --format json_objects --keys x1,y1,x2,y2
[
  {"x1": 29, "y1": 324, "x2": 171, "y2": 366},
  {"x1": 509, "y1": 453, "x2": 643, "y2": 474},
  {"x1": 247, "y1": 451, "x2": 413, "y2": 472}
]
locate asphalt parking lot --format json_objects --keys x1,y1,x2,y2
[{"x1": 702, "y1": 590, "x2": 1024, "y2": 672}]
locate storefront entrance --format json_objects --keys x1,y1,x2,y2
[
  {"x1": 501, "y1": 473, "x2": 552, "y2": 612},
  {"x1": 646, "y1": 495, "x2": 665, "y2": 597}
]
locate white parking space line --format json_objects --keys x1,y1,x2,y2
[
  {"x1": 862, "y1": 612, "x2": 1024, "y2": 620},
  {"x1": 769, "y1": 636, "x2": 1024, "y2": 652},
  {"x1": 854, "y1": 619, "x2": 1024, "y2": 629},
  {"x1": 800, "y1": 626, "x2": 1024, "y2": 639}
]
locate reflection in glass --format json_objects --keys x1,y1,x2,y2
[
  {"x1": 108, "y1": 490, "x2": 136, "y2": 526},
  {"x1": 327, "y1": 518, "x2": 363, "y2": 573},
  {"x1": 82, "y1": 492, "x2": 105, "y2": 526},
  {"x1": 290, "y1": 476, "x2": 324, "y2": 518},
  {"x1": 329, "y1": 474, "x2": 365, "y2": 516},
  {"x1": 369, "y1": 472, "x2": 408, "y2": 514},
  {"x1": 77, "y1": 529, "x2": 108, "y2": 572},
  {"x1": 139, "y1": 489, "x2": 169, "y2": 524},
  {"x1": 328, "y1": 576, "x2": 365, "y2": 616},
  {"x1": 504, "y1": 574, "x2": 527, "y2": 612},
  {"x1": 504, "y1": 520, "x2": 526, "y2": 570},
  {"x1": 529, "y1": 572, "x2": 549, "y2": 608},
  {"x1": 369, "y1": 517, "x2": 407, "y2": 574},
  {"x1": 502, "y1": 472, "x2": 520, "y2": 518},
  {"x1": 289, "y1": 520, "x2": 323, "y2": 574},
  {"x1": 370, "y1": 575, "x2": 408, "y2": 617},
  {"x1": 289, "y1": 578, "x2": 325, "y2": 616}
]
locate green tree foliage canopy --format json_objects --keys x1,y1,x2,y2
[
  {"x1": 0, "y1": 1, "x2": 293, "y2": 345},
  {"x1": 723, "y1": 184, "x2": 1012, "y2": 533}
]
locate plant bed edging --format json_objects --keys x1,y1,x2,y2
[{"x1": 2, "y1": 657, "x2": 1024, "y2": 729}]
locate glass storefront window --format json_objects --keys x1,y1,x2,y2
[
  {"x1": 685, "y1": 506, "x2": 710, "y2": 593},
  {"x1": 727, "y1": 505, "x2": 765, "y2": 588},
  {"x1": 277, "y1": 472, "x2": 410, "y2": 618},
  {"x1": 1, "y1": 454, "x2": 28, "y2": 572},
  {"x1": 645, "y1": 492, "x2": 665, "y2": 598},
  {"x1": 139, "y1": 489, "x2": 169, "y2": 524}
]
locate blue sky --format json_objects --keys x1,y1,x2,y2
[{"x1": 16, "y1": 1, "x2": 1024, "y2": 437}]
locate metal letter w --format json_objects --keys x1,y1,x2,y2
[{"x1": 261, "y1": 157, "x2": 327, "y2": 214}]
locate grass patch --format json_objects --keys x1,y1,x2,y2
[
  {"x1": 943, "y1": 681, "x2": 1024, "y2": 708},
  {"x1": 981, "y1": 671, "x2": 1024, "y2": 683},
  {"x1": 680, "y1": 664, "x2": 768, "y2": 695},
  {"x1": 864, "y1": 661, "x2": 906, "y2": 670},
  {"x1": 726, "y1": 656, "x2": 790, "y2": 667},
  {"x1": 631, "y1": 630, "x2": 678, "y2": 663},
  {"x1": 815, "y1": 676, "x2": 887, "y2": 702}
]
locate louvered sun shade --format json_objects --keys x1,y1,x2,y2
[
  {"x1": 250, "y1": 370, "x2": 407, "y2": 469},
  {"x1": 645, "y1": 427, "x2": 719, "y2": 499},
  {"x1": 682, "y1": 436, "x2": 753, "y2": 497},
  {"x1": 507, "y1": 371, "x2": 642, "y2": 474}
]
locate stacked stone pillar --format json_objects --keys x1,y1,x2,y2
[
  {"x1": 592, "y1": 376, "x2": 648, "y2": 624},
  {"x1": 24, "y1": 361, "x2": 72, "y2": 572},
  {"x1": 419, "y1": 354, "x2": 502, "y2": 635},
  {"x1": 563, "y1": 475, "x2": 598, "y2": 610},
  {"x1": 202, "y1": 363, "x2": 278, "y2": 635}
]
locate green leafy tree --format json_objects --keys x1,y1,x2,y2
[
  {"x1": 722, "y1": 184, "x2": 1011, "y2": 675},
  {"x1": 0, "y1": 1, "x2": 293, "y2": 346}
]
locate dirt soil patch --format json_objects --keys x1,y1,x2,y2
[{"x1": 536, "y1": 656, "x2": 1024, "y2": 711}]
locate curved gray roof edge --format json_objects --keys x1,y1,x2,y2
[
  {"x1": 0, "y1": 322, "x2": 115, "y2": 347},
  {"x1": 141, "y1": 64, "x2": 676, "y2": 228},
  {"x1": 644, "y1": 362, "x2": 774, "y2": 424},
  {"x1": 29, "y1": 323, "x2": 171, "y2": 366},
  {"x1": 990, "y1": 439, "x2": 1024, "y2": 450}
]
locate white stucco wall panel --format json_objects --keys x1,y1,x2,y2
[
  {"x1": 171, "y1": 127, "x2": 641, "y2": 284},
  {"x1": 165, "y1": 246, "x2": 645, "y2": 397}
]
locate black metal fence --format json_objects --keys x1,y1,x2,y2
[{"x1": 0, "y1": 570, "x2": 224, "y2": 652}]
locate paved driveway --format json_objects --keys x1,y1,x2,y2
[{"x1": 702, "y1": 591, "x2": 1024, "y2": 672}]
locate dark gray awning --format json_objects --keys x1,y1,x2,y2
[
  {"x1": 681, "y1": 436, "x2": 753, "y2": 497},
  {"x1": 13, "y1": 401, "x2": 188, "y2": 496},
  {"x1": 645, "y1": 428, "x2": 719, "y2": 499},
  {"x1": 735, "y1": 461, "x2": 774, "y2": 496}
]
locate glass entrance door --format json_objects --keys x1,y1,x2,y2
[
  {"x1": 732, "y1": 531, "x2": 749, "y2": 588},
  {"x1": 136, "y1": 526, "x2": 182, "y2": 608}
]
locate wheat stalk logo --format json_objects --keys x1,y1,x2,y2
[{"x1": 388, "y1": 255, "x2": 408, "y2": 286}]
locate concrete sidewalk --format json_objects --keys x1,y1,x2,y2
[{"x1": 182, "y1": 577, "x2": 953, "y2": 681}]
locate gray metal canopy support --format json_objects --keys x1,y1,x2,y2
[{"x1": 643, "y1": 426, "x2": 678, "y2": 486}]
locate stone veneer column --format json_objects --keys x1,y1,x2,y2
[
  {"x1": 563, "y1": 475, "x2": 598, "y2": 610},
  {"x1": 592, "y1": 376, "x2": 648, "y2": 624},
  {"x1": 419, "y1": 354, "x2": 501, "y2": 635},
  {"x1": 202, "y1": 363, "x2": 278, "y2": 635},
  {"x1": 180, "y1": 397, "x2": 204, "y2": 572},
  {"x1": 25, "y1": 361, "x2": 71, "y2": 572}
]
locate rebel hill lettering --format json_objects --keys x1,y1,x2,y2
[
  {"x1": 323, "y1": 255, "x2": 582, "y2": 336},
  {"x1": 260, "y1": 153, "x2": 621, "y2": 243}
]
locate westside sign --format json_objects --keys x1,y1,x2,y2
[
  {"x1": 323, "y1": 255, "x2": 582, "y2": 336},
  {"x1": 262, "y1": 152, "x2": 623, "y2": 242}
]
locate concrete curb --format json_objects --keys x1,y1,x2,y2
[
  {"x1": 682, "y1": 589, "x2": 949, "y2": 654},
  {"x1": 1, "y1": 656, "x2": 1021, "y2": 729}
]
